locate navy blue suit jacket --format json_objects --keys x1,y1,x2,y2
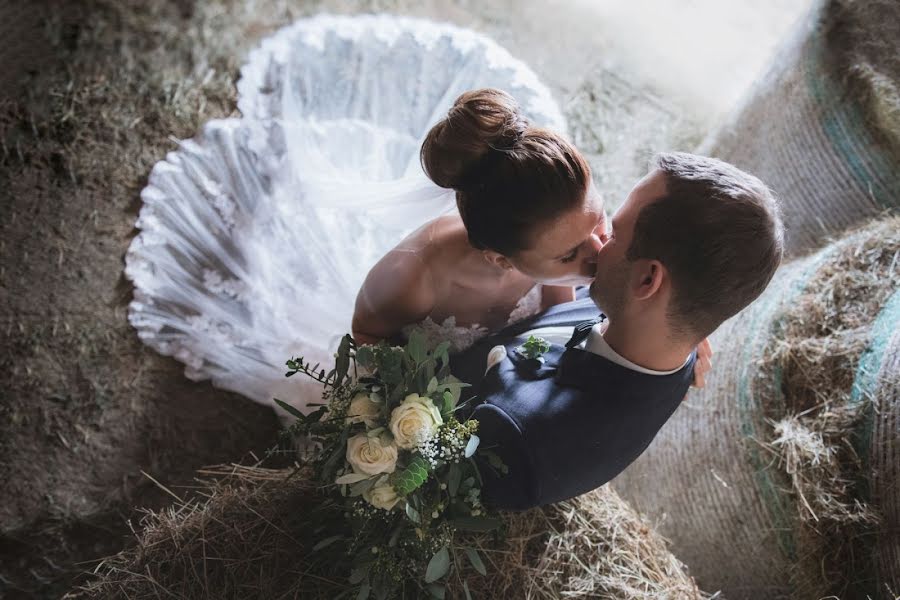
[{"x1": 452, "y1": 295, "x2": 696, "y2": 511}]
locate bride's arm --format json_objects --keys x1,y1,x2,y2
[
  {"x1": 352, "y1": 250, "x2": 437, "y2": 345},
  {"x1": 540, "y1": 285, "x2": 575, "y2": 309}
]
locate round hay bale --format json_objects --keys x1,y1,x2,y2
[
  {"x1": 698, "y1": 0, "x2": 900, "y2": 257},
  {"x1": 613, "y1": 216, "x2": 900, "y2": 599},
  {"x1": 68, "y1": 467, "x2": 704, "y2": 600}
]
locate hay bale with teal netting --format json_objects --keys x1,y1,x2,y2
[{"x1": 699, "y1": 0, "x2": 900, "y2": 256}]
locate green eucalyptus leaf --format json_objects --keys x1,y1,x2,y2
[
  {"x1": 425, "y1": 547, "x2": 450, "y2": 583},
  {"x1": 335, "y1": 472, "x2": 371, "y2": 485},
  {"x1": 322, "y1": 429, "x2": 350, "y2": 481},
  {"x1": 449, "y1": 516, "x2": 502, "y2": 532},
  {"x1": 356, "y1": 581, "x2": 370, "y2": 600},
  {"x1": 349, "y1": 565, "x2": 369, "y2": 584},
  {"x1": 312, "y1": 535, "x2": 343, "y2": 552},
  {"x1": 464, "y1": 547, "x2": 487, "y2": 576},
  {"x1": 405, "y1": 502, "x2": 421, "y2": 524},
  {"x1": 448, "y1": 463, "x2": 462, "y2": 497},
  {"x1": 427, "y1": 376, "x2": 438, "y2": 394},
  {"x1": 434, "y1": 341, "x2": 451, "y2": 363},
  {"x1": 349, "y1": 477, "x2": 378, "y2": 497},
  {"x1": 427, "y1": 584, "x2": 446, "y2": 599},
  {"x1": 463, "y1": 580, "x2": 473, "y2": 600},
  {"x1": 273, "y1": 398, "x2": 305, "y2": 421},
  {"x1": 388, "y1": 525, "x2": 403, "y2": 547},
  {"x1": 333, "y1": 589, "x2": 355, "y2": 600},
  {"x1": 373, "y1": 575, "x2": 390, "y2": 600},
  {"x1": 424, "y1": 359, "x2": 435, "y2": 389},
  {"x1": 406, "y1": 330, "x2": 427, "y2": 363}
]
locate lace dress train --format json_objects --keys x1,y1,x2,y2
[{"x1": 125, "y1": 15, "x2": 567, "y2": 413}]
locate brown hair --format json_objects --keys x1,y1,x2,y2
[
  {"x1": 420, "y1": 88, "x2": 591, "y2": 255},
  {"x1": 627, "y1": 152, "x2": 784, "y2": 341}
]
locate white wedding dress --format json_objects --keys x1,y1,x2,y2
[{"x1": 125, "y1": 15, "x2": 566, "y2": 413}]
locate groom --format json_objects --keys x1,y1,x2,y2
[{"x1": 453, "y1": 152, "x2": 784, "y2": 510}]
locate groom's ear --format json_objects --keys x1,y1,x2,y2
[
  {"x1": 632, "y1": 259, "x2": 666, "y2": 301},
  {"x1": 483, "y1": 250, "x2": 514, "y2": 271}
]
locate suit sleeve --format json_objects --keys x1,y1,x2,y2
[{"x1": 470, "y1": 402, "x2": 537, "y2": 511}]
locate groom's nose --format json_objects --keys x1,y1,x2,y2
[{"x1": 584, "y1": 233, "x2": 604, "y2": 263}]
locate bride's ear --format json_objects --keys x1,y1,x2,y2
[{"x1": 483, "y1": 250, "x2": 514, "y2": 271}]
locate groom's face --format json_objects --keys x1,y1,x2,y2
[{"x1": 589, "y1": 170, "x2": 667, "y2": 315}]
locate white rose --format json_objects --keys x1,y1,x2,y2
[
  {"x1": 346, "y1": 433, "x2": 398, "y2": 476},
  {"x1": 363, "y1": 482, "x2": 401, "y2": 511},
  {"x1": 389, "y1": 393, "x2": 443, "y2": 449},
  {"x1": 346, "y1": 393, "x2": 381, "y2": 428}
]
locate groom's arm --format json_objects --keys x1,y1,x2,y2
[{"x1": 470, "y1": 402, "x2": 538, "y2": 511}]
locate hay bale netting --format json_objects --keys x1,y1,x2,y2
[
  {"x1": 698, "y1": 0, "x2": 900, "y2": 257},
  {"x1": 70, "y1": 466, "x2": 704, "y2": 600},
  {"x1": 613, "y1": 216, "x2": 900, "y2": 599}
]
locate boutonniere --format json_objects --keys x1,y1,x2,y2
[{"x1": 516, "y1": 335, "x2": 551, "y2": 363}]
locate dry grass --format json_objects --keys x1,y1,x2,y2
[
  {"x1": 67, "y1": 465, "x2": 347, "y2": 600},
  {"x1": 758, "y1": 216, "x2": 900, "y2": 596},
  {"x1": 463, "y1": 486, "x2": 705, "y2": 600},
  {"x1": 825, "y1": 0, "x2": 900, "y2": 155},
  {"x1": 70, "y1": 466, "x2": 704, "y2": 600}
]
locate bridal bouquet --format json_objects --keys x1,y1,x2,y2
[{"x1": 277, "y1": 331, "x2": 505, "y2": 599}]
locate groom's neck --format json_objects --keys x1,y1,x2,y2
[{"x1": 601, "y1": 315, "x2": 694, "y2": 372}]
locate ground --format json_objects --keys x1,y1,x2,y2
[{"x1": 0, "y1": 0, "x2": 808, "y2": 597}]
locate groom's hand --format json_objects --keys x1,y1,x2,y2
[{"x1": 692, "y1": 338, "x2": 713, "y2": 388}]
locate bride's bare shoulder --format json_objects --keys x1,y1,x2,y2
[
  {"x1": 396, "y1": 215, "x2": 467, "y2": 258},
  {"x1": 350, "y1": 218, "x2": 453, "y2": 342}
]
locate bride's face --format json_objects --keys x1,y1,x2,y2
[{"x1": 506, "y1": 184, "x2": 608, "y2": 286}]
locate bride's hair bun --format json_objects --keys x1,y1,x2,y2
[
  {"x1": 420, "y1": 88, "x2": 528, "y2": 191},
  {"x1": 420, "y1": 88, "x2": 591, "y2": 255}
]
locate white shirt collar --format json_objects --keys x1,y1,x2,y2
[{"x1": 581, "y1": 322, "x2": 689, "y2": 376}]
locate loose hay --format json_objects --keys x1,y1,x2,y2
[
  {"x1": 70, "y1": 465, "x2": 704, "y2": 600},
  {"x1": 464, "y1": 487, "x2": 704, "y2": 600},
  {"x1": 67, "y1": 465, "x2": 347, "y2": 600}
]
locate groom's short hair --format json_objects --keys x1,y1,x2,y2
[{"x1": 627, "y1": 153, "x2": 784, "y2": 341}]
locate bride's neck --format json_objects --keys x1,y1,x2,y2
[{"x1": 447, "y1": 227, "x2": 517, "y2": 283}]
